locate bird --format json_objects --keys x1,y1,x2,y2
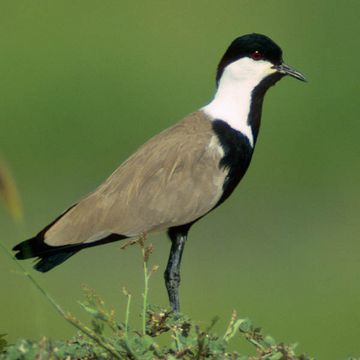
[{"x1": 13, "y1": 33, "x2": 305, "y2": 312}]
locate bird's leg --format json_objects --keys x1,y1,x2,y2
[{"x1": 164, "y1": 228, "x2": 188, "y2": 312}]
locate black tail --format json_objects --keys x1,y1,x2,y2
[
  {"x1": 33, "y1": 251, "x2": 78, "y2": 272},
  {"x1": 12, "y1": 204, "x2": 82, "y2": 272},
  {"x1": 13, "y1": 232, "x2": 128, "y2": 273},
  {"x1": 13, "y1": 204, "x2": 128, "y2": 272},
  {"x1": 13, "y1": 235, "x2": 81, "y2": 272}
]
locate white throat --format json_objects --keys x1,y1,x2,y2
[{"x1": 202, "y1": 57, "x2": 277, "y2": 148}]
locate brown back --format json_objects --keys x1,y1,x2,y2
[{"x1": 45, "y1": 111, "x2": 228, "y2": 246}]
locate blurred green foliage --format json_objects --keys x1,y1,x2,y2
[
  {"x1": 0, "y1": 287, "x2": 313, "y2": 359},
  {"x1": 0, "y1": 335, "x2": 7, "y2": 354},
  {"x1": 0, "y1": 1, "x2": 359, "y2": 359},
  {"x1": 0, "y1": 159, "x2": 22, "y2": 221},
  {"x1": 0, "y1": 237, "x2": 314, "y2": 359}
]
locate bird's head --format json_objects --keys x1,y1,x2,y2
[{"x1": 216, "y1": 33, "x2": 306, "y2": 91}]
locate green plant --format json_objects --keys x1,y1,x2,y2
[
  {"x1": 0, "y1": 235, "x2": 316, "y2": 359},
  {"x1": 0, "y1": 291, "x2": 314, "y2": 359}
]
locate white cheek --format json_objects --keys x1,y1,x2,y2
[
  {"x1": 226, "y1": 57, "x2": 276, "y2": 85},
  {"x1": 202, "y1": 57, "x2": 277, "y2": 147}
]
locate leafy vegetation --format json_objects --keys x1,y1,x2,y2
[
  {"x1": 0, "y1": 236, "x2": 314, "y2": 359},
  {"x1": 0, "y1": 307, "x2": 312, "y2": 359}
]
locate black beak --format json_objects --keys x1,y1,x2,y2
[{"x1": 272, "y1": 63, "x2": 306, "y2": 82}]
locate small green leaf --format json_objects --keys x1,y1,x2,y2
[
  {"x1": 224, "y1": 318, "x2": 250, "y2": 342},
  {"x1": 238, "y1": 318, "x2": 252, "y2": 332},
  {"x1": 268, "y1": 351, "x2": 283, "y2": 360},
  {"x1": 264, "y1": 335, "x2": 276, "y2": 347},
  {"x1": 78, "y1": 301, "x2": 100, "y2": 316},
  {"x1": 78, "y1": 301, "x2": 107, "y2": 321}
]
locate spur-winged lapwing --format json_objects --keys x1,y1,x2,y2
[{"x1": 13, "y1": 33, "x2": 305, "y2": 311}]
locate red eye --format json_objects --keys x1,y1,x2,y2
[{"x1": 251, "y1": 50, "x2": 263, "y2": 61}]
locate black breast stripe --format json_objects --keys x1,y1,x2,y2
[{"x1": 212, "y1": 119, "x2": 254, "y2": 207}]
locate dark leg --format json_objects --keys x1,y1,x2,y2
[{"x1": 164, "y1": 226, "x2": 189, "y2": 312}]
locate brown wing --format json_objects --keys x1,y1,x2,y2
[{"x1": 44, "y1": 111, "x2": 228, "y2": 246}]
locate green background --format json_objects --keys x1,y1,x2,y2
[{"x1": 1, "y1": 1, "x2": 359, "y2": 358}]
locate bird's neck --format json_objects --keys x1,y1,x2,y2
[{"x1": 202, "y1": 78, "x2": 265, "y2": 147}]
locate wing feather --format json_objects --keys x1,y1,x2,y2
[{"x1": 44, "y1": 111, "x2": 227, "y2": 246}]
